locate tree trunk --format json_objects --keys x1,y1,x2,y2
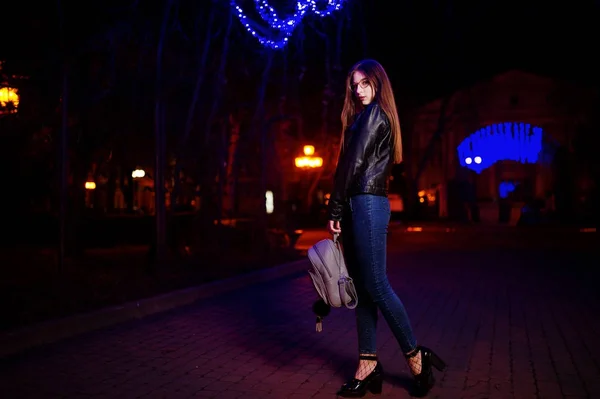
[
  {"x1": 224, "y1": 113, "x2": 240, "y2": 218},
  {"x1": 152, "y1": 0, "x2": 173, "y2": 267},
  {"x1": 241, "y1": 52, "x2": 275, "y2": 252},
  {"x1": 202, "y1": 9, "x2": 231, "y2": 148},
  {"x1": 57, "y1": 0, "x2": 68, "y2": 272},
  {"x1": 257, "y1": 53, "x2": 275, "y2": 219},
  {"x1": 217, "y1": 119, "x2": 228, "y2": 224},
  {"x1": 172, "y1": 4, "x2": 216, "y2": 207},
  {"x1": 199, "y1": 7, "x2": 232, "y2": 222},
  {"x1": 307, "y1": 15, "x2": 344, "y2": 210}
]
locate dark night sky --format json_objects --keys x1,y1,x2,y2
[
  {"x1": 260, "y1": 0, "x2": 599, "y2": 108},
  {"x1": 3, "y1": 0, "x2": 598, "y2": 107},
  {"x1": 362, "y1": 0, "x2": 599, "y2": 103}
]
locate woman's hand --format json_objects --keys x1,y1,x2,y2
[{"x1": 327, "y1": 220, "x2": 342, "y2": 235}]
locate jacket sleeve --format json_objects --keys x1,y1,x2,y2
[{"x1": 328, "y1": 104, "x2": 385, "y2": 221}]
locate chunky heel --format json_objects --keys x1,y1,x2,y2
[
  {"x1": 429, "y1": 350, "x2": 447, "y2": 371},
  {"x1": 368, "y1": 374, "x2": 383, "y2": 394},
  {"x1": 337, "y1": 355, "x2": 383, "y2": 398},
  {"x1": 405, "y1": 345, "x2": 447, "y2": 398}
]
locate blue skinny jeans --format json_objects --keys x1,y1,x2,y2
[{"x1": 341, "y1": 194, "x2": 417, "y2": 355}]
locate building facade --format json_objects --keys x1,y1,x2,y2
[{"x1": 409, "y1": 70, "x2": 597, "y2": 224}]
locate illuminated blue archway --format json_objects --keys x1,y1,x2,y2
[{"x1": 457, "y1": 122, "x2": 543, "y2": 173}]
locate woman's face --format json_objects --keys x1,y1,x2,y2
[{"x1": 350, "y1": 70, "x2": 374, "y2": 106}]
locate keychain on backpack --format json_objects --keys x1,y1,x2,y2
[{"x1": 312, "y1": 298, "x2": 331, "y2": 332}]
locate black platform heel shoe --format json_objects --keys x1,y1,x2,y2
[
  {"x1": 337, "y1": 354, "x2": 383, "y2": 398},
  {"x1": 405, "y1": 346, "x2": 446, "y2": 398}
]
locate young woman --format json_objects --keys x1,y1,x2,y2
[{"x1": 327, "y1": 59, "x2": 446, "y2": 398}]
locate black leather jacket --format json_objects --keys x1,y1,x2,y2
[{"x1": 328, "y1": 102, "x2": 394, "y2": 221}]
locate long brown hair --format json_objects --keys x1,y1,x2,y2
[{"x1": 339, "y1": 59, "x2": 403, "y2": 164}]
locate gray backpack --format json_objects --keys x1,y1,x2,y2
[{"x1": 307, "y1": 234, "x2": 358, "y2": 331}]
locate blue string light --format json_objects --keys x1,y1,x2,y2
[
  {"x1": 457, "y1": 122, "x2": 543, "y2": 174},
  {"x1": 231, "y1": 0, "x2": 346, "y2": 49}
]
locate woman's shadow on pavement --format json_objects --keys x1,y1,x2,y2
[{"x1": 233, "y1": 275, "x2": 416, "y2": 393}]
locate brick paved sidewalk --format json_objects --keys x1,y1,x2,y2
[{"x1": 1, "y1": 247, "x2": 599, "y2": 398}]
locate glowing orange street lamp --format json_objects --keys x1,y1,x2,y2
[
  {"x1": 85, "y1": 181, "x2": 96, "y2": 190},
  {"x1": 132, "y1": 168, "x2": 145, "y2": 178},
  {"x1": 0, "y1": 87, "x2": 19, "y2": 114},
  {"x1": 295, "y1": 145, "x2": 323, "y2": 169}
]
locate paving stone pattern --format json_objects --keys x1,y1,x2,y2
[{"x1": 1, "y1": 248, "x2": 599, "y2": 398}]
